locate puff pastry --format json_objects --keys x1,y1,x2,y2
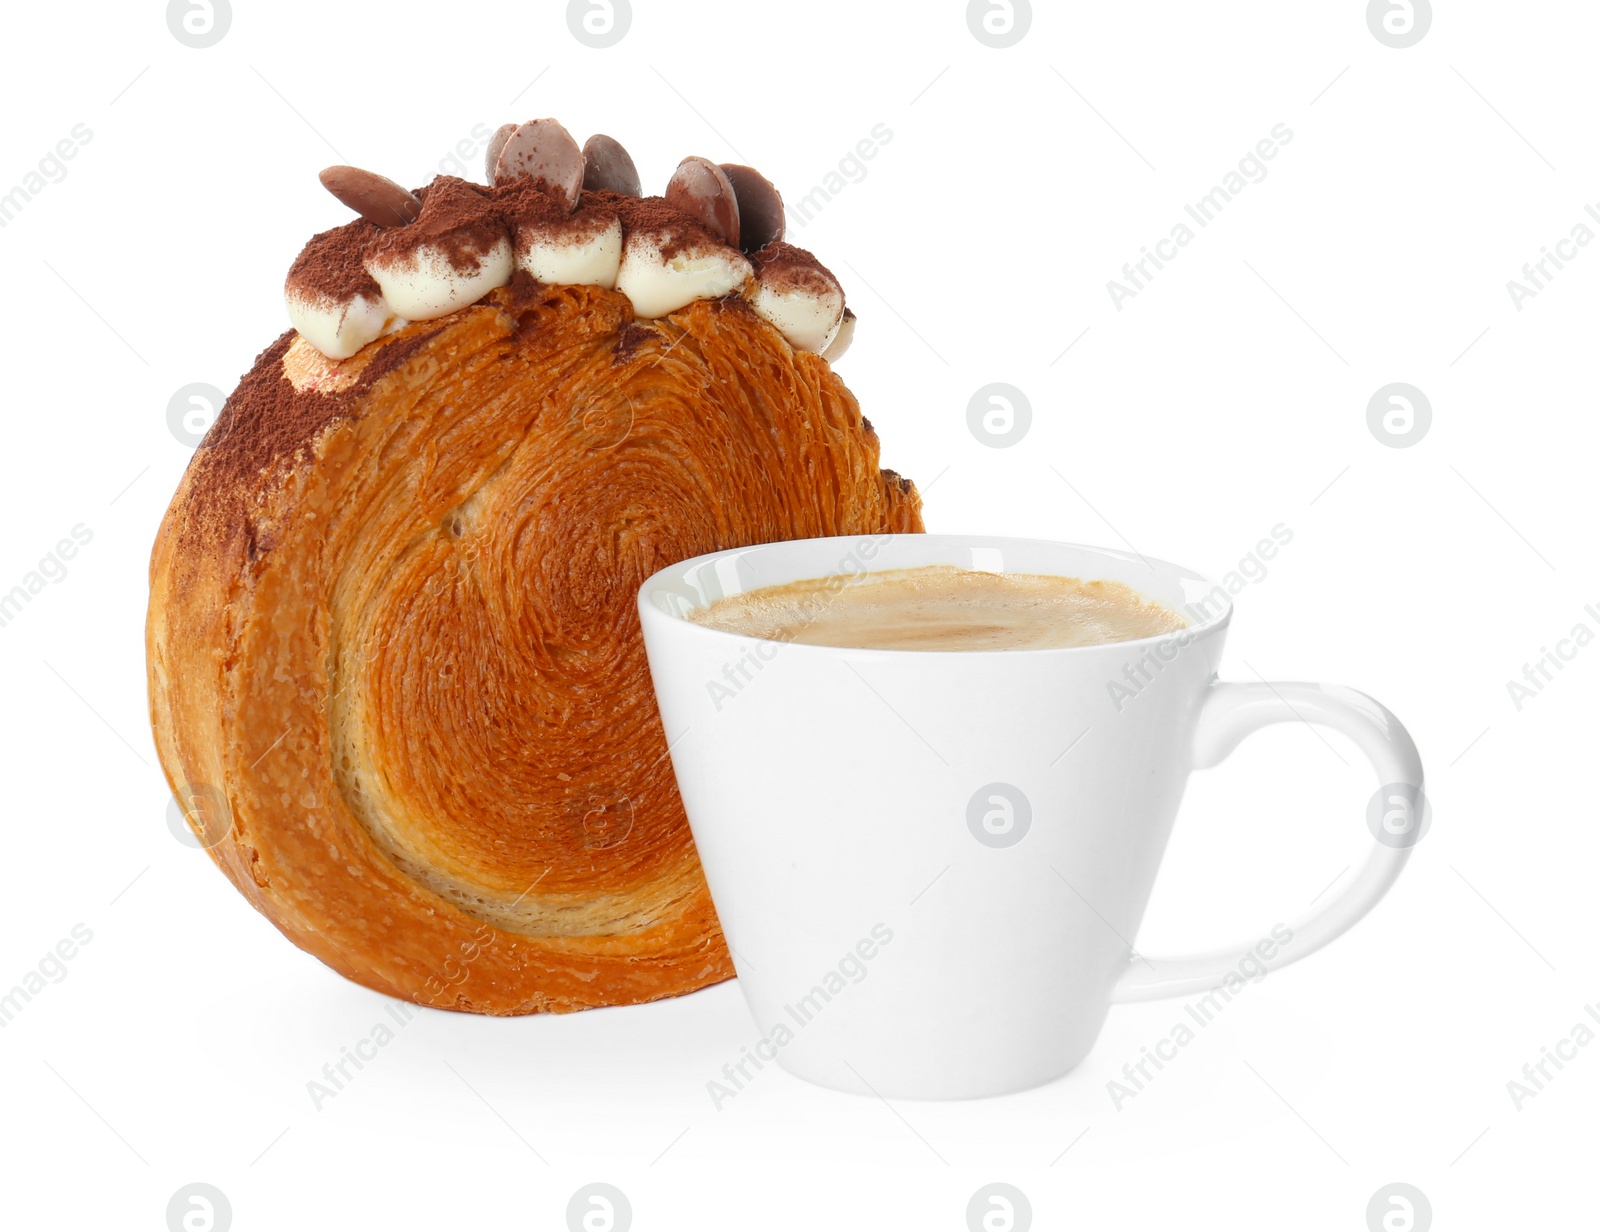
[{"x1": 148, "y1": 278, "x2": 922, "y2": 1013}]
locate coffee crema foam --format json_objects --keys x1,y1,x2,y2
[{"x1": 688, "y1": 565, "x2": 1188, "y2": 651}]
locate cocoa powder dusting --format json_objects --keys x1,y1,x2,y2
[
  {"x1": 505, "y1": 268, "x2": 542, "y2": 309},
  {"x1": 185, "y1": 325, "x2": 444, "y2": 532},
  {"x1": 285, "y1": 221, "x2": 383, "y2": 303},
  {"x1": 366, "y1": 176, "x2": 508, "y2": 274},
  {"x1": 495, "y1": 177, "x2": 620, "y2": 241},
  {"x1": 751, "y1": 241, "x2": 841, "y2": 298},
  {"x1": 611, "y1": 320, "x2": 654, "y2": 364},
  {"x1": 592, "y1": 190, "x2": 728, "y2": 259},
  {"x1": 182, "y1": 333, "x2": 337, "y2": 529}
]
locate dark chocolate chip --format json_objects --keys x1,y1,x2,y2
[
  {"x1": 493, "y1": 119, "x2": 585, "y2": 210},
  {"x1": 665, "y1": 156, "x2": 741, "y2": 247},
  {"x1": 719, "y1": 164, "x2": 785, "y2": 252},
  {"x1": 485, "y1": 123, "x2": 517, "y2": 183},
  {"x1": 318, "y1": 166, "x2": 422, "y2": 228},
  {"x1": 582, "y1": 134, "x2": 642, "y2": 197}
]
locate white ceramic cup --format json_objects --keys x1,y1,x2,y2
[{"x1": 638, "y1": 534, "x2": 1425, "y2": 1100}]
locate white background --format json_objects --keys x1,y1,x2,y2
[{"x1": 0, "y1": 1, "x2": 1593, "y2": 1228}]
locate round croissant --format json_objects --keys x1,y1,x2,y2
[{"x1": 147, "y1": 279, "x2": 922, "y2": 1014}]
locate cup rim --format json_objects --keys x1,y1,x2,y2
[{"x1": 637, "y1": 533, "x2": 1234, "y2": 658}]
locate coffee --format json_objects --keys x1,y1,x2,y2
[{"x1": 688, "y1": 565, "x2": 1187, "y2": 651}]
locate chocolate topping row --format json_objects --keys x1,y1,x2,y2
[{"x1": 284, "y1": 118, "x2": 850, "y2": 363}]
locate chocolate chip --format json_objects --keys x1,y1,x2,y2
[
  {"x1": 719, "y1": 164, "x2": 785, "y2": 252},
  {"x1": 582, "y1": 134, "x2": 642, "y2": 197},
  {"x1": 318, "y1": 166, "x2": 422, "y2": 228},
  {"x1": 485, "y1": 123, "x2": 517, "y2": 183},
  {"x1": 665, "y1": 156, "x2": 740, "y2": 247},
  {"x1": 493, "y1": 119, "x2": 584, "y2": 211}
]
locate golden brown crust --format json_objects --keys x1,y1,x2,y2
[{"x1": 147, "y1": 282, "x2": 922, "y2": 1014}]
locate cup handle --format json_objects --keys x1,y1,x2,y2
[{"x1": 1111, "y1": 681, "x2": 1425, "y2": 1003}]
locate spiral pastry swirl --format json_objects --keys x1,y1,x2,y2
[{"x1": 148, "y1": 279, "x2": 922, "y2": 1013}]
